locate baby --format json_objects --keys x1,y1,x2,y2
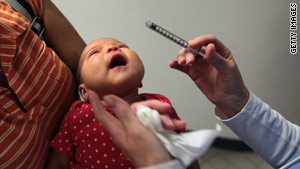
[{"x1": 46, "y1": 38, "x2": 186, "y2": 169}]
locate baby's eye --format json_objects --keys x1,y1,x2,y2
[
  {"x1": 119, "y1": 44, "x2": 129, "y2": 48},
  {"x1": 89, "y1": 50, "x2": 101, "y2": 57},
  {"x1": 91, "y1": 51, "x2": 98, "y2": 55}
]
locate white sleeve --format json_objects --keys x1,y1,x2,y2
[
  {"x1": 217, "y1": 92, "x2": 300, "y2": 168},
  {"x1": 138, "y1": 160, "x2": 185, "y2": 169}
]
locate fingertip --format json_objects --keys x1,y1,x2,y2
[
  {"x1": 189, "y1": 34, "x2": 218, "y2": 49},
  {"x1": 205, "y1": 43, "x2": 228, "y2": 71},
  {"x1": 178, "y1": 120, "x2": 187, "y2": 127},
  {"x1": 103, "y1": 95, "x2": 116, "y2": 108},
  {"x1": 188, "y1": 38, "x2": 198, "y2": 47},
  {"x1": 136, "y1": 100, "x2": 172, "y2": 115},
  {"x1": 174, "y1": 120, "x2": 186, "y2": 131},
  {"x1": 87, "y1": 90, "x2": 96, "y2": 98},
  {"x1": 188, "y1": 36, "x2": 206, "y2": 48},
  {"x1": 186, "y1": 53, "x2": 195, "y2": 64},
  {"x1": 177, "y1": 56, "x2": 186, "y2": 65},
  {"x1": 169, "y1": 60, "x2": 177, "y2": 68},
  {"x1": 87, "y1": 90, "x2": 100, "y2": 105},
  {"x1": 169, "y1": 61, "x2": 181, "y2": 71},
  {"x1": 87, "y1": 91, "x2": 109, "y2": 124},
  {"x1": 157, "y1": 102, "x2": 172, "y2": 114},
  {"x1": 205, "y1": 43, "x2": 218, "y2": 64},
  {"x1": 104, "y1": 95, "x2": 134, "y2": 123},
  {"x1": 205, "y1": 43, "x2": 215, "y2": 58},
  {"x1": 161, "y1": 116, "x2": 175, "y2": 130}
]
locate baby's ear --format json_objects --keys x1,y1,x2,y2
[
  {"x1": 139, "y1": 82, "x2": 143, "y2": 88},
  {"x1": 79, "y1": 84, "x2": 88, "y2": 101}
]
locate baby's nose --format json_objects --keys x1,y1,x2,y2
[{"x1": 107, "y1": 45, "x2": 119, "y2": 53}]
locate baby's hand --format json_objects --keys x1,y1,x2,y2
[{"x1": 131, "y1": 100, "x2": 186, "y2": 132}]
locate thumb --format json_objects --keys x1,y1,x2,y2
[{"x1": 205, "y1": 43, "x2": 229, "y2": 71}]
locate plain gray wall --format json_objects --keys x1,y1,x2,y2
[{"x1": 52, "y1": 0, "x2": 299, "y2": 139}]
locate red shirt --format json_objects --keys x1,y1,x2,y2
[{"x1": 51, "y1": 93, "x2": 183, "y2": 169}]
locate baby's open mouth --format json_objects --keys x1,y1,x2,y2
[{"x1": 109, "y1": 54, "x2": 127, "y2": 69}]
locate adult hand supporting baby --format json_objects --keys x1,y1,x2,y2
[{"x1": 87, "y1": 90, "x2": 172, "y2": 168}]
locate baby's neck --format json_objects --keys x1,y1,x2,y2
[
  {"x1": 119, "y1": 90, "x2": 141, "y2": 105},
  {"x1": 100, "y1": 89, "x2": 141, "y2": 106}
]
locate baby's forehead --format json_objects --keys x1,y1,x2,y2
[
  {"x1": 88, "y1": 38, "x2": 120, "y2": 47},
  {"x1": 80, "y1": 38, "x2": 121, "y2": 63},
  {"x1": 82, "y1": 38, "x2": 115, "y2": 54}
]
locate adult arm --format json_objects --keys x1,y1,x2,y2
[
  {"x1": 42, "y1": 0, "x2": 86, "y2": 75},
  {"x1": 220, "y1": 92, "x2": 300, "y2": 168},
  {"x1": 170, "y1": 34, "x2": 300, "y2": 167}
]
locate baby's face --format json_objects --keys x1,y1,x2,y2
[{"x1": 79, "y1": 38, "x2": 145, "y2": 97}]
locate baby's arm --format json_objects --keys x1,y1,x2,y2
[{"x1": 45, "y1": 148, "x2": 70, "y2": 169}]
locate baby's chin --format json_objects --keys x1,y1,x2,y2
[{"x1": 111, "y1": 71, "x2": 143, "y2": 87}]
